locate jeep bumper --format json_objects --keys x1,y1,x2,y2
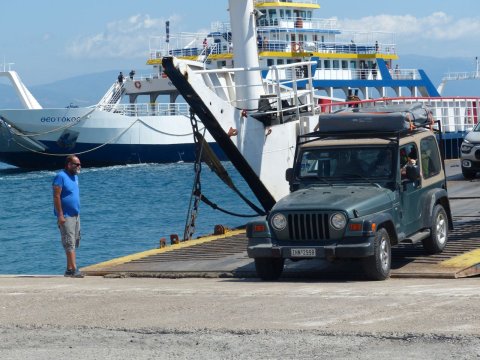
[{"x1": 247, "y1": 237, "x2": 375, "y2": 259}]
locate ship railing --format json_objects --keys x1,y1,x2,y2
[
  {"x1": 257, "y1": 38, "x2": 396, "y2": 56},
  {"x1": 254, "y1": 0, "x2": 318, "y2": 5},
  {"x1": 147, "y1": 23, "x2": 396, "y2": 61},
  {"x1": 322, "y1": 97, "x2": 480, "y2": 159},
  {"x1": 148, "y1": 33, "x2": 209, "y2": 61},
  {"x1": 193, "y1": 61, "x2": 317, "y2": 122},
  {"x1": 98, "y1": 102, "x2": 190, "y2": 117},
  {"x1": 258, "y1": 17, "x2": 338, "y2": 30},
  {"x1": 97, "y1": 82, "x2": 124, "y2": 106},
  {"x1": 442, "y1": 71, "x2": 480, "y2": 81},
  {"x1": 127, "y1": 73, "x2": 164, "y2": 82},
  {"x1": 210, "y1": 21, "x2": 232, "y2": 34},
  {"x1": 263, "y1": 64, "x2": 420, "y2": 82}
]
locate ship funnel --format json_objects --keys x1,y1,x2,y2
[{"x1": 228, "y1": 0, "x2": 264, "y2": 110}]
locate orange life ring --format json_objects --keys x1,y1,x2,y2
[
  {"x1": 292, "y1": 43, "x2": 302, "y2": 52},
  {"x1": 134, "y1": 81, "x2": 141, "y2": 89}
]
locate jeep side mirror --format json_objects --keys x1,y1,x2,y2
[
  {"x1": 285, "y1": 168, "x2": 294, "y2": 182},
  {"x1": 405, "y1": 164, "x2": 420, "y2": 182}
]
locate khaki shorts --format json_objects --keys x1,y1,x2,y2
[{"x1": 59, "y1": 215, "x2": 81, "y2": 252}]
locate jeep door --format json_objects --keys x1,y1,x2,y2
[{"x1": 399, "y1": 142, "x2": 423, "y2": 235}]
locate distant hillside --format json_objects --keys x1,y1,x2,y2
[{"x1": 0, "y1": 57, "x2": 478, "y2": 109}]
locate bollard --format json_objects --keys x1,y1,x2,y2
[
  {"x1": 170, "y1": 234, "x2": 180, "y2": 245},
  {"x1": 214, "y1": 224, "x2": 226, "y2": 235},
  {"x1": 159, "y1": 238, "x2": 166, "y2": 248}
]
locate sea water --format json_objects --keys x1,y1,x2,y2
[{"x1": 0, "y1": 161, "x2": 262, "y2": 275}]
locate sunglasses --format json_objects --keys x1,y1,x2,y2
[{"x1": 70, "y1": 162, "x2": 81, "y2": 167}]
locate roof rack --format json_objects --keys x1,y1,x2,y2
[{"x1": 307, "y1": 102, "x2": 434, "y2": 137}]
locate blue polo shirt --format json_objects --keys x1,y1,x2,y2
[{"x1": 53, "y1": 170, "x2": 80, "y2": 217}]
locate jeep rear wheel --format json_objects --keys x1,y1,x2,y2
[
  {"x1": 423, "y1": 204, "x2": 448, "y2": 254},
  {"x1": 362, "y1": 228, "x2": 391, "y2": 280},
  {"x1": 254, "y1": 258, "x2": 285, "y2": 281}
]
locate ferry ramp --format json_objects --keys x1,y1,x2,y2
[
  {"x1": 81, "y1": 219, "x2": 480, "y2": 280},
  {"x1": 81, "y1": 161, "x2": 480, "y2": 279}
]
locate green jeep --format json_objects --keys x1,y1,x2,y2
[{"x1": 247, "y1": 104, "x2": 453, "y2": 280}]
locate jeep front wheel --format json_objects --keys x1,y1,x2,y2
[
  {"x1": 254, "y1": 258, "x2": 285, "y2": 281},
  {"x1": 362, "y1": 228, "x2": 391, "y2": 280},
  {"x1": 423, "y1": 204, "x2": 448, "y2": 254}
]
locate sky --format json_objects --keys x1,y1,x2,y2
[{"x1": 1, "y1": 0, "x2": 479, "y2": 86}]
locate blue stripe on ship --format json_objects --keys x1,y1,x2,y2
[{"x1": 0, "y1": 141, "x2": 227, "y2": 169}]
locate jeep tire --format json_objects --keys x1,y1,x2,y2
[
  {"x1": 362, "y1": 228, "x2": 391, "y2": 280},
  {"x1": 254, "y1": 258, "x2": 285, "y2": 281},
  {"x1": 423, "y1": 204, "x2": 448, "y2": 254}
]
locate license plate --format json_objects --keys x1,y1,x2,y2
[{"x1": 291, "y1": 248, "x2": 316, "y2": 257}]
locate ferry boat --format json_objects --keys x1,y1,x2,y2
[
  {"x1": 162, "y1": 0, "x2": 480, "y2": 210},
  {"x1": 0, "y1": 69, "x2": 224, "y2": 169},
  {"x1": 0, "y1": 0, "x2": 476, "y2": 169}
]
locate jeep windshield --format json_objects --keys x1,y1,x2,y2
[{"x1": 297, "y1": 146, "x2": 395, "y2": 185}]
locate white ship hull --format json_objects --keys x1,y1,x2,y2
[{"x1": 0, "y1": 106, "x2": 223, "y2": 169}]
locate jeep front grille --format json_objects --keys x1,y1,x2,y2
[{"x1": 288, "y1": 213, "x2": 330, "y2": 241}]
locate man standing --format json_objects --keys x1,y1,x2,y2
[
  {"x1": 53, "y1": 155, "x2": 84, "y2": 277},
  {"x1": 117, "y1": 71, "x2": 124, "y2": 84}
]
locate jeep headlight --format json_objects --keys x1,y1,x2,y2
[
  {"x1": 271, "y1": 213, "x2": 287, "y2": 231},
  {"x1": 330, "y1": 213, "x2": 347, "y2": 230}
]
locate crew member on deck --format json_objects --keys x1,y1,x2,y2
[{"x1": 118, "y1": 72, "x2": 124, "y2": 84}]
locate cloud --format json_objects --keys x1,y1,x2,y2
[
  {"x1": 65, "y1": 14, "x2": 182, "y2": 59},
  {"x1": 338, "y1": 12, "x2": 480, "y2": 56}
]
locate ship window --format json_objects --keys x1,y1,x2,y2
[
  {"x1": 333, "y1": 60, "x2": 340, "y2": 69},
  {"x1": 342, "y1": 60, "x2": 348, "y2": 69},
  {"x1": 317, "y1": 60, "x2": 322, "y2": 69},
  {"x1": 267, "y1": 59, "x2": 274, "y2": 66},
  {"x1": 285, "y1": 10, "x2": 292, "y2": 19},
  {"x1": 306, "y1": 11, "x2": 312, "y2": 20},
  {"x1": 280, "y1": 9, "x2": 284, "y2": 18},
  {"x1": 350, "y1": 60, "x2": 357, "y2": 69},
  {"x1": 324, "y1": 60, "x2": 331, "y2": 69},
  {"x1": 268, "y1": 9, "x2": 278, "y2": 25},
  {"x1": 277, "y1": 59, "x2": 284, "y2": 65}
]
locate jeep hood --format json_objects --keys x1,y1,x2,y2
[{"x1": 273, "y1": 186, "x2": 394, "y2": 217}]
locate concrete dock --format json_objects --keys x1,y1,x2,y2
[{"x1": 1, "y1": 276, "x2": 479, "y2": 359}]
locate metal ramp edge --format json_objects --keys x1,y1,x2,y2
[{"x1": 81, "y1": 221, "x2": 480, "y2": 279}]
